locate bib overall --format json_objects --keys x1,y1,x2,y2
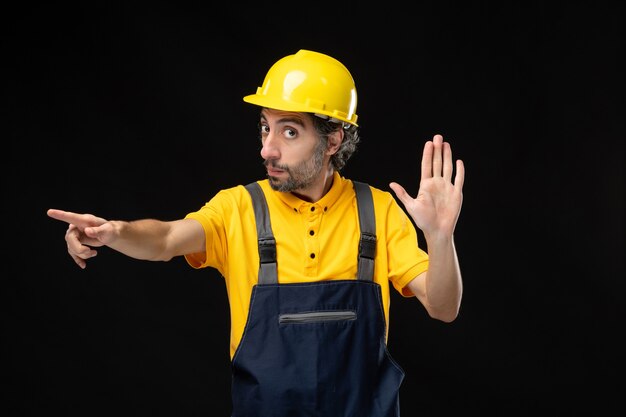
[{"x1": 231, "y1": 181, "x2": 405, "y2": 417}]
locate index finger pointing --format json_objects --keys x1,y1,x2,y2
[{"x1": 47, "y1": 209, "x2": 107, "y2": 228}]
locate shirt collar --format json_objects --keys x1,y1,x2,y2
[{"x1": 271, "y1": 171, "x2": 347, "y2": 213}]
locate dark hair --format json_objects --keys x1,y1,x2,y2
[{"x1": 310, "y1": 115, "x2": 360, "y2": 171}]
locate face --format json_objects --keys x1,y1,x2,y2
[{"x1": 259, "y1": 109, "x2": 328, "y2": 192}]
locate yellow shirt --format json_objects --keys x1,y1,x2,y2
[{"x1": 184, "y1": 172, "x2": 429, "y2": 359}]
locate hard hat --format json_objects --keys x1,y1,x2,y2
[{"x1": 243, "y1": 49, "x2": 358, "y2": 126}]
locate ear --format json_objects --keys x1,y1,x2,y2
[{"x1": 326, "y1": 129, "x2": 344, "y2": 156}]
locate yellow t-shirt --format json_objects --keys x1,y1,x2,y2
[{"x1": 184, "y1": 172, "x2": 429, "y2": 359}]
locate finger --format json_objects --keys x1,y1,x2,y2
[
  {"x1": 389, "y1": 182, "x2": 413, "y2": 207},
  {"x1": 432, "y1": 134, "x2": 443, "y2": 177},
  {"x1": 84, "y1": 223, "x2": 114, "y2": 246},
  {"x1": 421, "y1": 141, "x2": 434, "y2": 180},
  {"x1": 48, "y1": 209, "x2": 76, "y2": 223},
  {"x1": 66, "y1": 224, "x2": 99, "y2": 258},
  {"x1": 454, "y1": 159, "x2": 465, "y2": 190},
  {"x1": 442, "y1": 142, "x2": 453, "y2": 182},
  {"x1": 70, "y1": 253, "x2": 87, "y2": 269},
  {"x1": 47, "y1": 209, "x2": 106, "y2": 228}
]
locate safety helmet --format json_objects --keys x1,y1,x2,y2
[{"x1": 243, "y1": 49, "x2": 358, "y2": 126}]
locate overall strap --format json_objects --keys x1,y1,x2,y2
[
  {"x1": 353, "y1": 181, "x2": 376, "y2": 282},
  {"x1": 244, "y1": 182, "x2": 278, "y2": 285},
  {"x1": 244, "y1": 180, "x2": 377, "y2": 284}
]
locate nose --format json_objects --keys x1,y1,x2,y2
[{"x1": 260, "y1": 133, "x2": 280, "y2": 161}]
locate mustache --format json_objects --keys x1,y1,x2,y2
[{"x1": 263, "y1": 160, "x2": 290, "y2": 172}]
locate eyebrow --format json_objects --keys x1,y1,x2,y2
[{"x1": 260, "y1": 112, "x2": 307, "y2": 128}]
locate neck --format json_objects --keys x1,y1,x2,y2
[{"x1": 291, "y1": 167, "x2": 335, "y2": 203}]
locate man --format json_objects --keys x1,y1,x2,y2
[{"x1": 48, "y1": 49, "x2": 465, "y2": 416}]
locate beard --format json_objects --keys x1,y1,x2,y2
[{"x1": 264, "y1": 139, "x2": 327, "y2": 192}]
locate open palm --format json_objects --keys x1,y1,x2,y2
[{"x1": 390, "y1": 134, "x2": 464, "y2": 239}]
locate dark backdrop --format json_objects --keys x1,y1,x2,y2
[{"x1": 4, "y1": 2, "x2": 624, "y2": 416}]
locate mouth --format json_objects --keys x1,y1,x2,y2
[
  {"x1": 267, "y1": 168, "x2": 286, "y2": 177},
  {"x1": 265, "y1": 163, "x2": 287, "y2": 177}
]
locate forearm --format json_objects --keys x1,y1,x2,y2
[
  {"x1": 106, "y1": 219, "x2": 175, "y2": 261},
  {"x1": 422, "y1": 234, "x2": 463, "y2": 322}
]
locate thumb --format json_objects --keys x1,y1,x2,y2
[
  {"x1": 80, "y1": 224, "x2": 111, "y2": 248},
  {"x1": 389, "y1": 182, "x2": 412, "y2": 207},
  {"x1": 84, "y1": 224, "x2": 110, "y2": 243},
  {"x1": 84, "y1": 226, "x2": 99, "y2": 238}
]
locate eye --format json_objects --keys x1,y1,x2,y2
[
  {"x1": 284, "y1": 128, "x2": 297, "y2": 139},
  {"x1": 259, "y1": 123, "x2": 270, "y2": 141}
]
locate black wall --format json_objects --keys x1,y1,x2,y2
[{"x1": 5, "y1": 2, "x2": 624, "y2": 416}]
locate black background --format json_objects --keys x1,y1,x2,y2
[{"x1": 4, "y1": 2, "x2": 624, "y2": 416}]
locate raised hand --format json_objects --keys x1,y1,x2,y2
[{"x1": 389, "y1": 134, "x2": 464, "y2": 240}]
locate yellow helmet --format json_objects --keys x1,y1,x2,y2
[{"x1": 243, "y1": 49, "x2": 358, "y2": 126}]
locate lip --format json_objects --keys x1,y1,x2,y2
[{"x1": 267, "y1": 167, "x2": 285, "y2": 176}]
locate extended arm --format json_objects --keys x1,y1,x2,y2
[
  {"x1": 389, "y1": 134, "x2": 465, "y2": 322},
  {"x1": 46, "y1": 209, "x2": 205, "y2": 269}
]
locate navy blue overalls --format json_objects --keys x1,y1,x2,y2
[{"x1": 231, "y1": 181, "x2": 405, "y2": 417}]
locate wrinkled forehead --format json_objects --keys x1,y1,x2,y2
[{"x1": 260, "y1": 108, "x2": 312, "y2": 127}]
